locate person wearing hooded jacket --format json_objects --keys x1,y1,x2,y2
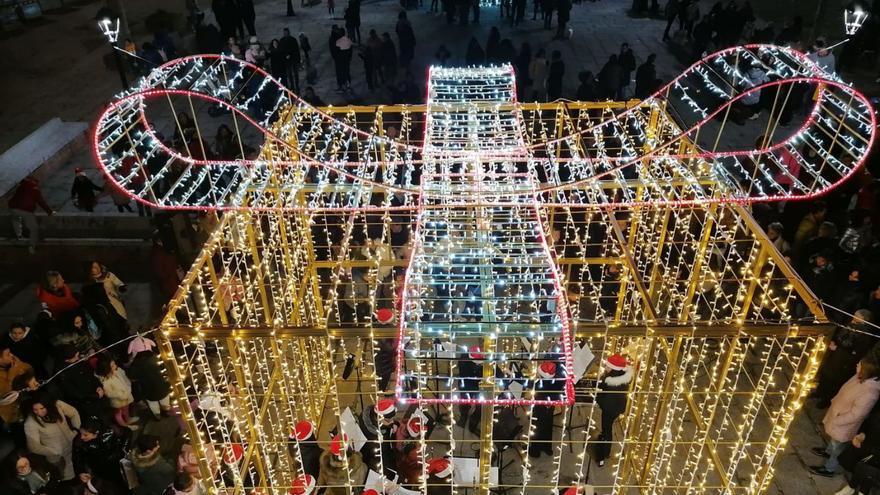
[
  {"x1": 317, "y1": 434, "x2": 366, "y2": 495},
  {"x1": 357, "y1": 399, "x2": 399, "y2": 479},
  {"x1": 595, "y1": 354, "x2": 634, "y2": 467},
  {"x1": 810, "y1": 356, "x2": 880, "y2": 477},
  {"x1": 127, "y1": 342, "x2": 172, "y2": 419},
  {"x1": 129, "y1": 435, "x2": 175, "y2": 495},
  {"x1": 287, "y1": 420, "x2": 322, "y2": 479}
]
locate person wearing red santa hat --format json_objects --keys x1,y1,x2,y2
[
  {"x1": 456, "y1": 345, "x2": 485, "y2": 436},
  {"x1": 288, "y1": 474, "x2": 316, "y2": 495},
  {"x1": 287, "y1": 420, "x2": 322, "y2": 479},
  {"x1": 424, "y1": 457, "x2": 453, "y2": 495},
  {"x1": 558, "y1": 484, "x2": 595, "y2": 495},
  {"x1": 529, "y1": 360, "x2": 565, "y2": 459},
  {"x1": 375, "y1": 307, "x2": 395, "y2": 325},
  {"x1": 317, "y1": 434, "x2": 366, "y2": 495},
  {"x1": 595, "y1": 354, "x2": 633, "y2": 467},
  {"x1": 357, "y1": 398, "x2": 400, "y2": 479}
]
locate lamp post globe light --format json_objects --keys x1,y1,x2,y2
[
  {"x1": 97, "y1": 11, "x2": 129, "y2": 90},
  {"x1": 844, "y1": 1, "x2": 870, "y2": 36}
]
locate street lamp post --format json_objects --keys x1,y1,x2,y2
[{"x1": 98, "y1": 16, "x2": 129, "y2": 91}]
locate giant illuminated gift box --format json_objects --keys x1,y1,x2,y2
[{"x1": 94, "y1": 45, "x2": 874, "y2": 493}]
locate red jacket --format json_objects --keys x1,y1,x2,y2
[
  {"x1": 8, "y1": 177, "x2": 51, "y2": 213},
  {"x1": 36, "y1": 284, "x2": 80, "y2": 315}
]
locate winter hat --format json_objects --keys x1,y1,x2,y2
[
  {"x1": 406, "y1": 416, "x2": 424, "y2": 437},
  {"x1": 538, "y1": 361, "x2": 557, "y2": 379},
  {"x1": 289, "y1": 474, "x2": 316, "y2": 495},
  {"x1": 426, "y1": 457, "x2": 453, "y2": 479},
  {"x1": 562, "y1": 486, "x2": 580, "y2": 495},
  {"x1": 362, "y1": 490, "x2": 379, "y2": 495},
  {"x1": 605, "y1": 354, "x2": 627, "y2": 371},
  {"x1": 376, "y1": 398, "x2": 396, "y2": 418},
  {"x1": 290, "y1": 420, "x2": 314, "y2": 442},
  {"x1": 221, "y1": 443, "x2": 244, "y2": 464},
  {"x1": 375, "y1": 308, "x2": 394, "y2": 324},
  {"x1": 468, "y1": 345, "x2": 485, "y2": 361},
  {"x1": 249, "y1": 36, "x2": 259, "y2": 45},
  {"x1": 329, "y1": 433, "x2": 349, "y2": 458}
]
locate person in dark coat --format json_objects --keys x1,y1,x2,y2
[
  {"x1": 380, "y1": 33, "x2": 398, "y2": 83},
  {"x1": 127, "y1": 349, "x2": 172, "y2": 419},
  {"x1": 357, "y1": 399, "x2": 399, "y2": 478},
  {"x1": 814, "y1": 310, "x2": 878, "y2": 409},
  {"x1": 576, "y1": 71, "x2": 597, "y2": 101},
  {"x1": 73, "y1": 419, "x2": 128, "y2": 490},
  {"x1": 528, "y1": 360, "x2": 565, "y2": 458},
  {"x1": 395, "y1": 12, "x2": 416, "y2": 68},
  {"x1": 54, "y1": 345, "x2": 108, "y2": 422},
  {"x1": 4, "y1": 322, "x2": 47, "y2": 378},
  {"x1": 457, "y1": 347, "x2": 484, "y2": 436},
  {"x1": 634, "y1": 53, "x2": 660, "y2": 99},
  {"x1": 287, "y1": 420, "x2": 322, "y2": 478},
  {"x1": 212, "y1": 0, "x2": 241, "y2": 39},
  {"x1": 465, "y1": 37, "x2": 485, "y2": 65},
  {"x1": 595, "y1": 354, "x2": 633, "y2": 466},
  {"x1": 279, "y1": 28, "x2": 301, "y2": 91},
  {"x1": 598, "y1": 54, "x2": 623, "y2": 100},
  {"x1": 238, "y1": 0, "x2": 256, "y2": 36},
  {"x1": 546, "y1": 50, "x2": 565, "y2": 101},
  {"x1": 71, "y1": 169, "x2": 102, "y2": 213},
  {"x1": 7, "y1": 452, "x2": 61, "y2": 495},
  {"x1": 542, "y1": 0, "x2": 556, "y2": 29},
  {"x1": 555, "y1": 0, "x2": 571, "y2": 39},
  {"x1": 485, "y1": 27, "x2": 501, "y2": 63},
  {"x1": 344, "y1": 0, "x2": 361, "y2": 43},
  {"x1": 662, "y1": 0, "x2": 680, "y2": 41},
  {"x1": 618, "y1": 43, "x2": 636, "y2": 99}
]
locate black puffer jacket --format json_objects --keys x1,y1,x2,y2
[{"x1": 596, "y1": 366, "x2": 634, "y2": 418}]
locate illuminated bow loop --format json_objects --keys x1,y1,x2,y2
[
  {"x1": 93, "y1": 55, "x2": 421, "y2": 211},
  {"x1": 535, "y1": 44, "x2": 876, "y2": 208}
]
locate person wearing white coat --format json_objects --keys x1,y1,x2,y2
[
  {"x1": 95, "y1": 357, "x2": 139, "y2": 430},
  {"x1": 24, "y1": 396, "x2": 81, "y2": 480}
]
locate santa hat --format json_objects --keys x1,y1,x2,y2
[
  {"x1": 290, "y1": 420, "x2": 314, "y2": 442},
  {"x1": 406, "y1": 416, "x2": 424, "y2": 437},
  {"x1": 468, "y1": 345, "x2": 485, "y2": 361},
  {"x1": 605, "y1": 354, "x2": 627, "y2": 371},
  {"x1": 562, "y1": 486, "x2": 579, "y2": 495},
  {"x1": 375, "y1": 308, "x2": 394, "y2": 324},
  {"x1": 221, "y1": 443, "x2": 244, "y2": 464},
  {"x1": 376, "y1": 398, "x2": 396, "y2": 418},
  {"x1": 289, "y1": 474, "x2": 316, "y2": 495},
  {"x1": 362, "y1": 490, "x2": 379, "y2": 495},
  {"x1": 329, "y1": 434, "x2": 349, "y2": 458},
  {"x1": 427, "y1": 457, "x2": 453, "y2": 479},
  {"x1": 538, "y1": 361, "x2": 557, "y2": 379}
]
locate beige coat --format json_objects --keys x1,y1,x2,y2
[
  {"x1": 96, "y1": 271, "x2": 127, "y2": 319},
  {"x1": 24, "y1": 400, "x2": 81, "y2": 480},
  {"x1": 97, "y1": 367, "x2": 135, "y2": 408},
  {"x1": 823, "y1": 375, "x2": 880, "y2": 442},
  {"x1": 317, "y1": 450, "x2": 367, "y2": 495}
]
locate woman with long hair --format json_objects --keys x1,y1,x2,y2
[{"x1": 23, "y1": 394, "x2": 81, "y2": 480}]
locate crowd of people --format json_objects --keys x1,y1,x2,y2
[{"x1": 0, "y1": 260, "x2": 180, "y2": 494}]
